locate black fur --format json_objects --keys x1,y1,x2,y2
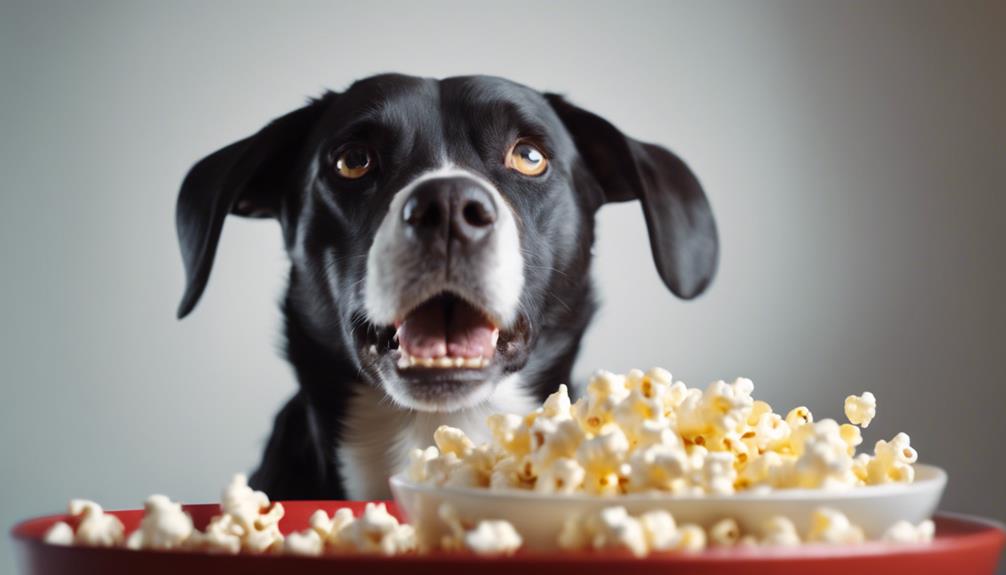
[{"x1": 175, "y1": 74, "x2": 718, "y2": 499}]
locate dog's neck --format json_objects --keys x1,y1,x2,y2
[
  {"x1": 280, "y1": 271, "x2": 597, "y2": 499},
  {"x1": 334, "y1": 374, "x2": 536, "y2": 499}
]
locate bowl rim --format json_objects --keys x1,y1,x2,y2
[{"x1": 390, "y1": 463, "x2": 946, "y2": 503}]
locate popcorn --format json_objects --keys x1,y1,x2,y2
[
  {"x1": 437, "y1": 503, "x2": 468, "y2": 552},
  {"x1": 287, "y1": 505, "x2": 416, "y2": 556},
  {"x1": 851, "y1": 452, "x2": 872, "y2": 483},
  {"x1": 613, "y1": 390, "x2": 666, "y2": 446},
  {"x1": 185, "y1": 518, "x2": 241, "y2": 554},
  {"x1": 446, "y1": 504, "x2": 933, "y2": 557},
  {"x1": 542, "y1": 384, "x2": 573, "y2": 420},
  {"x1": 307, "y1": 507, "x2": 355, "y2": 549},
  {"x1": 590, "y1": 506, "x2": 648, "y2": 557},
  {"x1": 668, "y1": 524, "x2": 707, "y2": 552},
  {"x1": 463, "y1": 445, "x2": 501, "y2": 484},
  {"x1": 638, "y1": 510, "x2": 677, "y2": 551},
  {"x1": 738, "y1": 450, "x2": 788, "y2": 489},
  {"x1": 406, "y1": 446, "x2": 440, "y2": 483},
  {"x1": 434, "y1": 426, "x2": 475, "y2": 458},
  {"x1": 839, "y1": 424, "x2": 863, "y2": 456},
  {"x1": 530, "y1": 418, "x2": 585, "y2": 471},
  {"x1": 867, "y1": 433, "x2": 918, "y2": 485},
  {"x1": 463, "y1": 520, "x2": 523, "y2": 556},
  {"x1": 747, "y1": 400, "x2": 773, "y2": 426},
  {"x1": 489, "y1": 456, "x2": 525, "y2": 490},
  {"x1": 46, "y1": 500, "x2": 126, "y2": 548},
  {"x1": 882, "y1": 519, "x2": 936, "y2": 544},
  {"x1": 43, "y1": 490, "x2": 938, "y2": 558},
  {"x1": 626, "y1": 444, "x2": 688, "y2": 493},
  {"x1": 283, "y1": 529, "x2": 323, "y2": 556},
  {"x1": 42, "y1": 521, "x2": 74, "y2": 546},
  {"x1": 676, "y1": 379, "x2": 753, "y2": 444},
  {"x1": 698, "y1": 451, "x2": 737, "y2": 495},
  {"x1": 760, "y1": 516, "x2": 801, "y2": 547},
  {"x1": 791, "y1": 420, "x2": 857, "y2": 489},
  {"x1": 749, "y1": 412, "x2": 790, "y2": 452},
  {"x1": 438, "y1": 503, "x2": 522, "y2": 556},
  {"x1": 845, "y1": 392, "x2": 877, "y2": 428},
  {"x1": 184, "y1": 474, "x2": 284, "y2": 554},
  {"x1": 43, "y1": 367, "x2": 933, "y2": 558},
  {"x1": 341, "y1": 502, "x2": 416, "y2": 555},
  {"x1": 409, "y1": 368, "x2": 911, "y2": 498},
  {"x1": 487, "y1": 413, "x2": 529, "y2": 456},
  {"x1": 875, "y1": 433, "x2": 918, "y2": 466},
  {"x1": 536, "y1": 457, "x2": 586, "y2": 493},
  {"x1": 220, "y1": 474, "x2": 270, "y2": 529},
  {"x1": 423, "y1": 452, "x2": 466, "y2": 486},
  {"x1": 126, "y1": 495, "x2": 194, "y2": 550},
  {"x1": 557, "y1": 506, "x2": 711, "y2": 556},
  {"x1": 784, "y1": 406, "x2": 814, "y2": 433},
  {"x1": 577, "y1": 428, "x2": 630, "y2": 495},
  {"x1": 806, "y1": 508, "x2": 865, "y2": 544},
  {"x1": 226, "y1": 474, "x2": 285, "y2": 553},
  {"x1": 709, "y1": 518, "x2": 741, "y2": 546},
  {"x1": 573, "y1": 371, "x2": 630, "y2": 435}
]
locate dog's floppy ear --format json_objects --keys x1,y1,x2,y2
[
  {"x1": 546, "y1": 94, "x2": 719, "y2": 300},
  {"x1": 175, "y1": 94, "x2": 333, "y2": 319}
]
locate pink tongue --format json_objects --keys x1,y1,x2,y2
[
  {"x1": 398, "y1": 296, "x2": 496, "y2": 360},
  {"x1": 397, "y1": 299, "x2": 446, "y2": 359},
  {"x1": 446, "y1": 304, "x2": 496, "y2": 359}
]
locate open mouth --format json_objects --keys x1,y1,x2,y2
[
  {"x1": 354, "y1": 291, "x2": 530, "y2": 380},
  {"x1": 395, "y1": 293, "x2": 499, "y2": 370}
]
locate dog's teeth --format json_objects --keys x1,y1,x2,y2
[
  {"x1": 397, "y1": 353, "x2": 492, "y2": 370},
  {"x1": 368, "y1": 344, "x2": 378, "y2": 355},
  {"x1": 490, "y1": 328, "x2": 500, "y2": 347}
]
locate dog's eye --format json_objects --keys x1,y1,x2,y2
[
  {"x1": 506, "y1": 141, "x2": 548, "y2": 177},
  {"x1": 333, "y1": 145, "x2": 374, "y2": 180}
]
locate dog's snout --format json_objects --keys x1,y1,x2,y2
[{"x1": 402, "y1": 177, "x2": 497, "y2": 246}]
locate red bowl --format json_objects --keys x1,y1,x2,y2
[{"x1": 10, "y1": 501, "x2": 1005, "y2": 575}]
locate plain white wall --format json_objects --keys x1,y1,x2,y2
[{"x1": 2, "y1": 1, "x2": 1004, "y2": 572}]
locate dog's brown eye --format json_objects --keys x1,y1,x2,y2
[
  {"x1": 506, "y1": 141, "x2": 548, "y2": 176},
  {"x1": 334, "y1": 146, "x2": 373, "y2": 179}
]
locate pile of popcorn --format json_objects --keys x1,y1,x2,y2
[
  {"x1": 557, "y1": 506, "x2": 934, "y2": 557},
  {"x1": 43, "y1": 474, "x2": 411, "y2": 556},
  {"x1": 408, "y1": 369, "x2": 915, "y2": 495},
  {"x1": 40, "y1": 488, "x2": 934, "y2": 560},
  {"x1": 39, "y1": 368, "x2": 934, "y2": 559},
  {"x1": 41, "y1": 474, "x2": 515, "y2": 557},
  {"x1": 437, "y1": 503, "x2": 524, "y2": 555},
  {"x1": 281, "y1": 502, "x2": 418, "y2": 556}
]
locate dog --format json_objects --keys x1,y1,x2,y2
[{"x1": 175, "y1": 74, "x2": 718, "y2": 501}]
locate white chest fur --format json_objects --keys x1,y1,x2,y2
[{"x1": 336, "y1": 374, "x2": 536, "y2": 500}]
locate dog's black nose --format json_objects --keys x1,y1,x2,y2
[{"x1": 402, "y1": 177, "x2": 497, "y2": 246}]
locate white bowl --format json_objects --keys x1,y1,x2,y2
[{"x1": 390, "y1": 464, "x2": 946, "y2": 550}]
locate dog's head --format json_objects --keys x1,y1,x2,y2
[{"x1": 176, "y1": 74, "x2": 717, "y2": 412}]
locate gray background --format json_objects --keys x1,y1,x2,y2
[{"x1": 1, "y1": 0, "x2": 1003, "y2": 572}]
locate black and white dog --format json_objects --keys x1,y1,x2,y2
[{"x1": 175, "y1": 74, "x2": 718, "y2": 501}]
